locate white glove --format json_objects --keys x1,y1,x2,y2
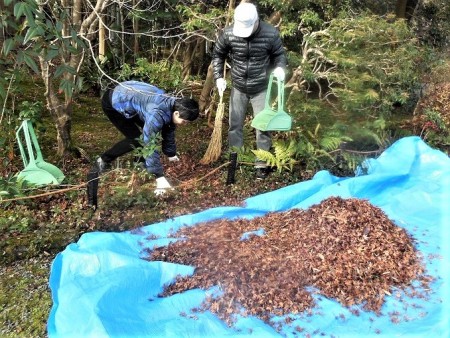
[
  {"x1": 273, "y1": 67, "x2": 285, "y2": 81},
  {"x1": 168, "y1": 155, "x2": 179, "y2": 162},
  {"x1": 216, "y1": 78, "x2": 226, "y2": 95},
  {"x1": 154, "y1": 176, "x2": 172, "y2": 196}
]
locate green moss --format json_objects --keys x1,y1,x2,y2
[{"x1": 0, "y1": 256, "x2": 52, "y2": 337}]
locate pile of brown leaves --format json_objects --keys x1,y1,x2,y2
[{"x1": 145, "y1": 197, "x2": 426, "y2": 325}]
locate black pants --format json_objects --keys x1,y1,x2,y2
[{"x1": 100, "y1": 89, "x2": 144, "y2": 163}]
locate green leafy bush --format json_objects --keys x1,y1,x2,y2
[
  {"x1": 116, "y1": 58, "x2": 183, "y2": 92},
  {"x1": 0, "y1": 175, "x2": 26, "y2": 203},
  {"x1": 310, "y1": 13, "x2": 423, "y2": 119}
]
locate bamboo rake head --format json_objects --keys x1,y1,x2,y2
[{"x1": 200, "y1": 100, "x2": 225, "y2": 165}]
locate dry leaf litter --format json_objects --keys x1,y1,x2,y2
[{"x1": 145, "y1": 197, "x2": 429, "y2": 327}]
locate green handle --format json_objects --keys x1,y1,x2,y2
[
  {"x1": 16, "y1": 123, "x2": 29, "y2": 167},
  {"x1": 265, "y1": 73, "x2": 285, "y2": 112},
  {"x1": 15, "y1": 119, "x2": 44, "y2": 168}
]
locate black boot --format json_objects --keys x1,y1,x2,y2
[{"x1": 255, "y1": 167, "x2": 270, "y2": 180}]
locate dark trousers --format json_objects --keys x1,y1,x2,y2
[{"x1": 100, "y1": 89, "x2": 144, "y2": 163}]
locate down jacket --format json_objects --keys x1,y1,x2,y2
[
  {"x1": 212, "y1": 20, "x2": 287, "y2": 95},
  {"x1": 111, "y1": 81, "x2": 176, "y2": 177}
]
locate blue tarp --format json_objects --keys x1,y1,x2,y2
[{"x1": 48, "y1": 136, "x2": 450, "y2": 338}]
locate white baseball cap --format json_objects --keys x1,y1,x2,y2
[{"x1": 233, "y1": 3, "x2": 258, "y2": 38}]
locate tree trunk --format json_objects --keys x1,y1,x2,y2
[
  {"x1": 99, "y1": 15, "x2": 106, "y2": 61},
  {"x1": 54, "y1": 104, "x2": 73, "y2": 158},
  {"x1": 181, "y1": 39, "x2": 196, "y2": 80},
  {"x1": 396, "y1": 0, "x2": 408, "y2": 18},
  {"x1": 195, "y1": 39, "x2": 207, "y2": 77},
  {"x1": 396, "y1": 0, "x2": 419, "y2": 20},
  {"x1": 133, "y1": 0, "x2": 139, "y2": 57},
  {"x1": 181, "y1": 37, "x2": 206, "y2": 81},
  {"x1": 34, "y1": 0, "x2": 107, "y2": 156},
  {"x1": 38, "y1": 55, "x2": 73, "y2": 157},
  {"x1": 199, "y1": 64, "x2": 215, "y2": 113}
]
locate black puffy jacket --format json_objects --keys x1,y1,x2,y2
[{"x1": 212, "y1": 20, "x2": 287, "y2": 95}]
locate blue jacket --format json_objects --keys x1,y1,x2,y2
[{"x1": 111, "y1": 81, "x2": 176, "y2": 177}]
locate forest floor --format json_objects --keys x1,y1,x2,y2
[{"x1": 1, "y1": 74, "x2": 449, "y2": 337}]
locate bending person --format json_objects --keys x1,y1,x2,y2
[{"x1": 97, "y1": 80, "x2": 199, "y2": 195}]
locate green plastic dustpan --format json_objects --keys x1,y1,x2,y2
[
  {"x1": 16, "y1": 119, "x2": 65, "y2": 186},
  {"x1": 251, "y1": 73, "x2": 292, "y2": 131}
]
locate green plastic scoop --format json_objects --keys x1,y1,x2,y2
[
  {"x1": 251, "y1": 73, "x2": 292, "y2": 131},
  {"x1": 16, "y1": 119, "x2": 65, "y2": 186}
]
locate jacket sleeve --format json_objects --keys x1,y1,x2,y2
[
  {"x1": 212, "y1": 32, "x2": 230, "y2": 81},
  {"x1": 143, "y1": 109, "x2": 166, "y2": 177},
  {"x1": 270, "y1": 32, "x2": 287, "y2": 69},
  {"x1": 161, "y1": 124, "x2": 176, "y2": 157}
]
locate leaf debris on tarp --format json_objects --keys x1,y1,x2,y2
[{"x1": 145, "y1": 197, "x2": 429, "y2": 326}]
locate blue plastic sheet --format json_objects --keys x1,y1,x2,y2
[{"x1": 48, "y1": 136, "x2": 450, "y2": 337}]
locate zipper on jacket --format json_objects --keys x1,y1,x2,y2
[{"x1": 246, "y1": 39, "x2": 250, "y2": 92}]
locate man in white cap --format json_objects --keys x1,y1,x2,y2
[{"x1": 212, "y1": 2, "x2": 287, "y2": 179}]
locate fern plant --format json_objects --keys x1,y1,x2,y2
[
  {"x1": 295, "y1": 124, "x2": 351, "y2": 173},
  {"x1": 252, "y1": 124, "x2": 354, "y2": 175},
  {"x1": 227, "y1": 146, "x2": 256, "y2": 166},
  {"x1": 252, "y1": 139, "x2": 297, "y2": 173}
]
